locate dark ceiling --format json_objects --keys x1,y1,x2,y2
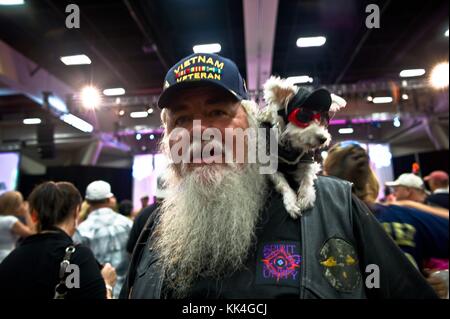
[
  {"x1": 0, "y1": 0, "x2": 447, "y2": 94},
  {"x1": 0, "y1": 0, "x2": 448, "y2": 164}
]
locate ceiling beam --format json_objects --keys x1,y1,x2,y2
[{"x1": 243, "y1": 0, "x2": 279, "y2": 101}]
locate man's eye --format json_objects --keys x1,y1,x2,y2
[{"x1": 210, "y1": 109, "x2": 227, "y2": 117}]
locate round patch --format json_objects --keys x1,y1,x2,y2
[{"x1": 319, "y1": 237, "x2": 361, "y2": 292}]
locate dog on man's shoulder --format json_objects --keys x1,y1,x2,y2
[{"x1": 258, "y1": 76, "x2": 345, "y2": 219}]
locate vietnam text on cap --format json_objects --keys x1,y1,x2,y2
[{"x1": 158, "y1": 53, "x2": 248, "y2": 108}]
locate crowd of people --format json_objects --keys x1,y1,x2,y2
[{"x1": 0, "y1": 53, "x2": 448, "y2": 299}]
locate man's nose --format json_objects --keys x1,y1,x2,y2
[{"x1": 189, "y1": 118, "x2": 213, "y2": 136}]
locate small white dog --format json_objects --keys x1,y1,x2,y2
[{"x1": 259, "y1": 76, "x2": 344, "y2": 218}]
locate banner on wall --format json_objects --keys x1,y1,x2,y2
[{"x1": 0, "y1": 152, "x2": 20, "y2": 195}]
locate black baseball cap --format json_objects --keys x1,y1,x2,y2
[
  {"x1": 287, "y1": 87, "x2": 332, "y2": 113},
  {"x1": 158, "y1": 53, "x2": 249, "y2": 108}
]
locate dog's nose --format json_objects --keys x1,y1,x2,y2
[{"x1": 318, "y1": 137, "x2": 328, "y2": 144}]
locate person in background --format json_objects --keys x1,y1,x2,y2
[
  {"x1": 127, "y1": 174, "x2": 167, "y2": 254},
  {"x1": 118, "y1": 200, "x2": 133, "y2": 219},
  {"x1": 76, "y1": 201, "x2": 91, "y2": 225},
  {"x1": 385, "y1": 174, "x2": 448, "y2": 219},
  {"x1": 76, "y1": 180, "x2": 132, "y2": 298},
  {"x1": 386, "y1": 173, "x2": 428, "y2": 203},
  {"x1": 323, "y1": 142, "x2": 449, "y2": 298},
  {"x1": 140, "y1": 195, "x2": 149, "y2": 211},
  {"x1": 0, "y1": 182, "x2": 116, "y2": 299},
  {"x1": 0, "y1": 191, "x2": 34, "y2": 262},
  {"x1": 424, "y1": 171, "x2": 449, "y2": 209}
]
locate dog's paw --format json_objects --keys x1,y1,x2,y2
[
  {"x1": 297, "y1": 191, "x2": 316, "y2": 210},
  {"x1": 283, "y1": 191, "x2": 302, "y2": 219}
]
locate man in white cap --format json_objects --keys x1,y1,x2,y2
[
  {"x1": 76, "y1": 180, "x2": 132, "y2": 298},
  {"x1": 386, "y1": 173, "x2": 427, "y2": 203}
]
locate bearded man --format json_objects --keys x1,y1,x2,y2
[{"x1": 120, "y1": 53, "x2": 437, "y2": 299}]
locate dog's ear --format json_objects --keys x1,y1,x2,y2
[
  {"x1": 263, "y1": 76, "x2": 296, "y2": 108},
  {"x1": 329, "y1": 93, "x2": 347, "y2": 113}
]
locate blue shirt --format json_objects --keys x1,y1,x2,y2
[
  {"x1": 372, "y1": 203, "x2": 449, "y2": 269},
  {"x1": 75, "y1": 207, "x2": 132, "y2": 298}
]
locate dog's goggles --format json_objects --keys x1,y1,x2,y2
[{"x1": 279, "y1": 107, "x2": 330, "y2": 128}]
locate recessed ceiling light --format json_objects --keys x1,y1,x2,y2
[
  {"x1": 130, "y1": 111, "x2": 148, "y2": 119},
  {"x1": 286, "y1": 76, "x2": 314, "y2": 84},
  {"x1": 338, "y1": 128, "x2": 354, "y2": 135},
  {"x1": 296, "y1": 36, "x2": 326, "y2": 48},
  {"x1": 60, "y1": 114, "x2": 93, "y2": 133},
  {"x1": 372, "y1": 97, "x2": 393, "y2": 104},
  {"x1": 399, "y1": 69, "x2": 426, "y2": 78},
  {"x1": 193, "y1": 43, "x2": 221, "y2": 54},
  {"x1": 0, "y1": 0, "x2": 25, "y2": 5},
  {"x1": 60, "y1": 54, "x2": 92, "y2": 65},
  {"x1": 23, "y1": 118, "x2": 41, "y2": 125},
  {"x1": 103, "y1": 88, "x2": 125, "y2": 96}
]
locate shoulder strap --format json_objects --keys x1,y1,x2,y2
[{"x1": 54, "y1": 245, "x2": 76, "y2": 299}]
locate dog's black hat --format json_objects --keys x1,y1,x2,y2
[{"x1": 287, "y1": 87, "x2": 332, "y2": 114}]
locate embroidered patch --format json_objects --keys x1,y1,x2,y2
[
  {"x1": 319, "y1": 237, "x2": 361, "y2": 292},
  {"x1": 256, "y1": 241, "x2": 301, "y2": 286}
]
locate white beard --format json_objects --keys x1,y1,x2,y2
[{"x1": 153, "y1": 162, "x2": 267, "y2": 298}]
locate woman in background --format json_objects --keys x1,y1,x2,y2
[
  {"x1": 0, "y1": 182, "x2": 116, "y2": 299},
  {"x1": 0, "y1": 191, "x2": 34, "y2": 262}
]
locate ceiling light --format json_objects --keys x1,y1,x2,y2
[
  {"x1": 60, "y1": 114, "x2": 93, "y2": 133},
  {"x1": 393, "y1": 116, "x2": 401, "y2": 128},
  {"x1": 149, "y1": 134, "x2": 155, "y2": 140},
  {"x1": 23, "y1": 118, "x2": 41, "y2": 125},
  {"x1": 367, "y1": 96, "x2": 373, "y2": 102},
  {"x1": 296, "y1": 36, "x2": 326, "y2": 48},
  {"x1": 130, "y1": 111, "x2": 148, "y2": 119},
  {"x1": 445, "y1": 29, "x2": 449, "y2": 37},
  {"x1": 193, "y1": 43, "x2": 221, "y2": 54},
  {"x1": 118, "y1": 109, "x2": 125, "y2": 116},
  {"x1": 399, "y1": 69, "x2": 426, "y2": 78},
  {"x1": 430, "y1": 62, "x2": 449, "y2": 89},
  {"x1": 136, "y1": 133, "x2": 142, "y2": 141},
  {"x1": 286, "y1": 76, "x2": 313, "y2": 84},
  {"x1": 401, "y1": 94, "x2": 409, "y2": 100},
  {"x1": 103, "y1": 88, "x2": 125, "y2": 96},
  {"x1": 147, "y1": 107, "x2": 154, "y2": 114},
  {"x1": 0, "y1": 0, "x2": 24, "y2": 5},
  {"x1": 372, "y1": 97, "x2": 393, "y2": 104},
  {"x1": 338, "y1": 128, "x2": 354, "y2": 135},
  {"x1": 60, "y1": 54, "x2": 91, "y2": 66},
  {"x1": 80, "y1": 86, "x2": 101, "y2": 109}
]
